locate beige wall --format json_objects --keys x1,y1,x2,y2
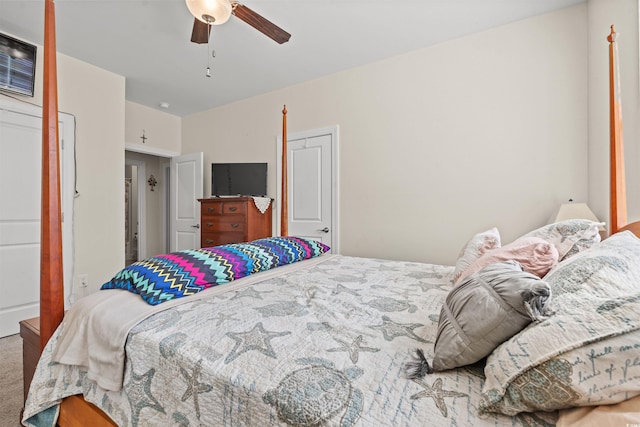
[
  {"x1": 125, "y1": 101, "x2": 181, "y2": 153},
  {"x1": 183, "y1": 5, "x2": 589, "y2": 265},
  {"x1": 587, "y1": 0, "x2": 640, "y2": 228},
  {"x1": 59, "y1": 56, "x2": 125, "y2": 295}
]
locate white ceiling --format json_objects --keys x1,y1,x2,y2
[{"x1": 0, "y1": 0, "x2": 585, "y2": 117}]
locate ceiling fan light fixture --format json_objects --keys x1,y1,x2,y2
[{"x1": 186, "y1": 0, "x2": 232, "y2": 25}]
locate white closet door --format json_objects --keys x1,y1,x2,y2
[
  {"x1": 277, "y1": 126, "x2": 338, "y2": 251},
  {"x1": 0, "y1": 100, "x2": 75, "y2": 337}
]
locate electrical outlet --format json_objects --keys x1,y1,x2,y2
[{"x1": 79, "y1": 274, "x2": 88, "y2": 288}]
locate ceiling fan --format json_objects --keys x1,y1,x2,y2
[{"x1": 186, "y1": 0, "x2": 291, "y2": 45}]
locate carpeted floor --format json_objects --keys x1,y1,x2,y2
[{"x1": 0, "y1": 334, "x2": 23, "y2": 427}]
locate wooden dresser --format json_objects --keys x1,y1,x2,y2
[{"x1": 198, "y1": 196, "x2": 272, "y2": 247}]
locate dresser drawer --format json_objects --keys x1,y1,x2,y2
[
  {"x1": 201, "y1": 201, "x2": 244, "y2": 218},
  {"x1": 222, "y1": 202, "x2": 245, "y2": 215},
  {"x1": 202, "y1": 202, "x2": 224, "y2": 216},
  {"x1": 202, "y1": 232, "x2": 245, "y2": 247},
  {"x1": 202, "y1": 216, "x2": 245, "y2": 232}
]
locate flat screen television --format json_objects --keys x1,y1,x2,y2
[
  {"x1": 211, "y1": 162, "x2": 267, "y2": 197},
  {"x1": 0, "y1": 33, "x2": 37, "y2": 97}
]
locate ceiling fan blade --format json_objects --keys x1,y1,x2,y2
[
  {"x1": 191, "y1": 18, "x2": 211, "y2": 44},
  {"x1": 233, "y1": 4, "x2": 291, "y2": 44}
]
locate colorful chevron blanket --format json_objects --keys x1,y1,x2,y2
[{"x1": 101, "y1": 236, "x2": 330, "y2": 305}]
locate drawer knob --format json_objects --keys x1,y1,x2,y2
[
  {"x1": 231, "y1": 223, "x2": 239, "y2": 228},
  {"x1": 228, "y1": 207, "x2": 237, "y2": 212},
  {"x1": 205, "y1": 239, "x2": 214, "y2": 244},
  {"x1": 207, "y1": 207, "x2": 215, "y2": 212},
  {"x1": 206, "y1": 222, "x2": 213, "y2": 228}
]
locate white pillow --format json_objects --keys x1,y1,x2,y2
[{"x1": 452, "y1": 227, "x2": 501, "y2": 283}]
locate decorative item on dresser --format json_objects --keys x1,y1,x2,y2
[{"x1": 198, "y1": 196, "x2": 273, "y2": 247}]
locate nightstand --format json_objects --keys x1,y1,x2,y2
[{"x1": 19, "y1": 316, "x2": 40, "y2": 404}]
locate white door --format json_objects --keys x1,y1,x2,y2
[
  {"x1": 277, "y1": 126, "x2": 338, "y2": 251},
  {"x1": 0, "y1": 100, "x2": 75, "y2": 337},
  {"x1": 170, "y1": 152, "x2": 203, "y2": 251}
]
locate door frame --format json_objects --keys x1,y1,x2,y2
[
  {"x1": 276, "y1": 125, "x2": 339, "y2": 253},
  {"x1": 161, "y1": 161, "x2": 171, "y2": 253},
  {"x1": 124, "y1": 158, "x2": 146, "y2": 261},
  {"x1": 124, "y1": 143, "x2": 179, "y2": 257}
]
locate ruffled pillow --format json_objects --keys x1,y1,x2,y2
[
  {"x1": 452, "y1": 227, "x2": 501, "y2": 283},
  {"x1": 454, "y1": 236, "x2": 559, "y2": 285}
]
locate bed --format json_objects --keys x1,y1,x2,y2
[{"x1": 21, "y1": 4, "x2": 640, "y2": 425}]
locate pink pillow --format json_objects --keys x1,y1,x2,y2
[{"x1": 454, "y1": 236, "x2": 559, "y2": 285}]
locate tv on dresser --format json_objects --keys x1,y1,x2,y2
[{"x1": 211, "y1": 162, "x2": 267, "y2": 197}]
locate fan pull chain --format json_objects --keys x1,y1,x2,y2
[
  {"x1": 206, "y1": 49, "x2": 216, "y2": 78},
  {"x1": 205, "y1": 20, "x2": 217, "y2": 78}
]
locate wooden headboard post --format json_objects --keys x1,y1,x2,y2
[
  {"x1": 40, "y1": 0, "x2": 65, "y2": 351},
  {"x1": 281, "y1": 105, "x2": 288, "y2": 236},
  {"x1": 608, "y1": 25, "x2": 628, "y2": 234}
]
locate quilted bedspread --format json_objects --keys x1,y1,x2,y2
[{"x1": 23, "y1": 255, "x2": 557, "y2": 427}]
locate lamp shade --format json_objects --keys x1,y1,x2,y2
[
  {"x1": 551, "y1": 201, "x2": 606, "y2": 231},
  {"x1": 186, "y1": 0, "x2": 232, "y2": 25}
]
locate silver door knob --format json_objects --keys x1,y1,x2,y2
[
  {"x1": 191, "y1": 224, "x2": 200, "y2": 229},
  {"x1": 319, "y1": 227, "x2": 329, "y2": 233}
]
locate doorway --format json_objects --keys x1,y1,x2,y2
[
  {"x1": 124, "y1": 147, "x2": 202, "y2": 260},
  {"x1": 124, "y1": 151, "x2": 165, "y2": 263}
]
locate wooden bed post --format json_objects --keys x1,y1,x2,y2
[
  {"x1": 608, "y1": 25, "x2": 627, "y2": 234},
  {"x1": 40, "y1": 0, "x2": 65, "y2": 351},
  {"x1": 281, "y1": 105, "x2": 288, "y2": 236}
]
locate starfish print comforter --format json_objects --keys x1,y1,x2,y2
[{"x1": 23, "y1": 255, "x2": 557, "y2": 427}]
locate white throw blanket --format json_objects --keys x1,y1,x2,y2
[{"x1": 51, "y1": 255, "x2": 334, "y2": 391}]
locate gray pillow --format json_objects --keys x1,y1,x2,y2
[{"x1": 431, "y1": 260, "x2": 551, "y2": 372}]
